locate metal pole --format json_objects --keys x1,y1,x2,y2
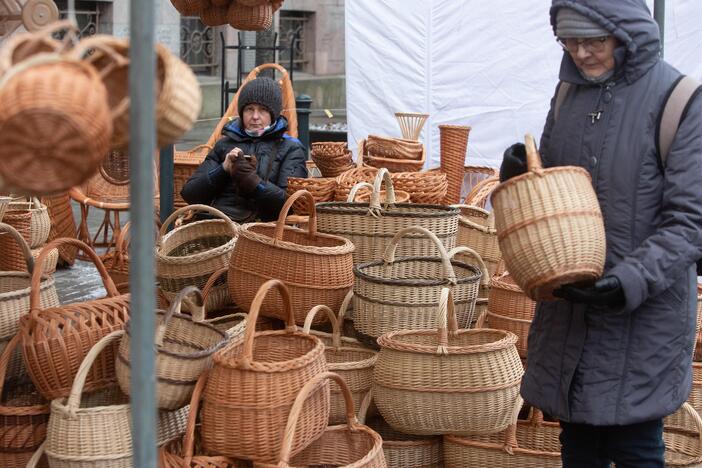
[
  {"x1": 654, "y1": 0, "x2": 665, "y2": 57},
  {"x1": 296, "y1": 94, "x2": 312, "y2": 156},
  {"x1": 128, "y1": 0, "x2": 157, "y2": 466},
  {"x1": 159, "y1": 145, "x2": 174, "y2": 225},
  {"x1": 66, "y1": 0, "x2": 77, "y2": 25}
]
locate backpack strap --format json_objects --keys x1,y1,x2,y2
[
  {"x1": 554, "y1": 81, "x2": 572, "y2": 122},
  {"x1": 658, "y1": 76, "x2": 702, "y2": 167}
]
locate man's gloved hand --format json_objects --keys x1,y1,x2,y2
[
  {"x1": 231, "y1": 154, "x2": 262, "y2": 195},
  {"x1": 499, "y1": 143, "x2": 528, "y2": 182},
  {"x1": 553, "y1": 276, "x2": 625, "y2": 308}
]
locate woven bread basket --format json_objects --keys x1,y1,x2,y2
[{"x1": 227, "y1": 1, "x2": 273, "y2": 31}]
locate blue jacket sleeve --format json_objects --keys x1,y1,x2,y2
[
  {"x1": 253, "y1": 140, "x2": 308, "y2": 220},
  {"x1": 180, "y1": 144, "x2": 230, "y2": 205}
]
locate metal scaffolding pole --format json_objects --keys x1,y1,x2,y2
[
  {"x1": 128, "y1": 0, "x2": 157, "y2": 466},
  {"x1": 654, "y1": 0, "x2": 665, "y2": 57}
]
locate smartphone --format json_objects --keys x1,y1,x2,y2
[{"x1": 243, "y1": 154, "x2": 252, "y2": 160}]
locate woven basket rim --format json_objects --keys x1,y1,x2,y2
[
  {"x1": 491, "y1": 165, "x2": 592, "y2": 198},
  {"x1": 354, "y1": 257, "x2": 481, "y2": 287},
  {"x1": 324, "y1": 347, "x2": 378, "y2": 372},
  {"x1": 490, "y1": 274, "x2": 525, "y2": 293},
  {"x1": 239, "y1": 222, "x2": 355, "y2": 255},
  {"x1": 286, "y1": 423, "x2": 384, "y2": 468},
  {"x1": 213, "y1": 329, "x2": 326, "y2": 373},
  {"x1": 123, "y1": 310, "x2": 228, "y2": 359},
  {"x1": 486, "y1": 310, "x2": 532, "y2": 325},
  {"x1": 50, "y1": 387, "x2": 130, "y2": 416},
  {"x1": 0, "y1": 272, "x2": 55, "y2": 302},
  {"x1": 316, "y1": 201, "x2": 459, "y2": 218},
  {"x1": 443, "y1": 420, "x2": 561, "y2": 457},
  {"x1": 377, "y1": 328, "x2": 518, "y2": 355},
  {"x1": 156, "y1": 219, "x2": 237, "y2": 264}
]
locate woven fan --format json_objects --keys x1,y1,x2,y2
[{"x1": 395, "y1": 112, "x2": 429, "y2": 141}]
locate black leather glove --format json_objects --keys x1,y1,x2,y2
[
  {"x1": 553, "y1": 276, "x2": 625, "y2": 308},
  {"x1": 499, "y1": 143, "x2": 528, "y2": 182},
  {"x1": 231, "y1": 155, "x2": 262, "y2": 195}
]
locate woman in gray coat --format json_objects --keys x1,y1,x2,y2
[{"x1": 500, "y1": 0, "x2": 702, "y2": 466}]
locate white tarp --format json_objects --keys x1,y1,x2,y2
[{"x1": 345, "y1": 0, "x2": 702, "y2": 169}]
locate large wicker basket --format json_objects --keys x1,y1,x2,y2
[
  {"x1": 373, "y1": 288, "x2": 524, "y2": 436},
  {"x1": 116, "y1": 286, "x2": 229, "y2": 410},
  {"x1": 303, "y1": 304, "x2": 377, "y2": 425},
  {"x1": 664, "y1": 403, "x2": 702, "y2": 467},
  {"x1": 361, "y1": 138, "x2": 426, "y2": 173},
  {"x1": 390, "y1": 171, "x2": 449, "y2": 205},
  {"x1": 454, "y1": 204, "x2": 501, "y2": 277},
  {"x1": 491, "y1": 135, "x2": 605, "y2": 300},
  {"x1": 156, "y1": 204, "x2": 238, "y2": 313},
  {"x1": 20, "y1": 239, "x2": 130, "y2": 401},
  {"x1": 317, "y1": 169, "x2": 459, "y2": 265},
  {"x1": 256, "y1": 371, "x2": 386, "y2": 468},
  {"x1": 227, "y1": 1, "x2": 273, "y2": 31},
  {"x1": 0, "y1": 54, "x2": 112, "y2": 195},
  {"x1": 201, "y1": 280, "x2": 329, "y2": 462},
  {"x1": 228, "y1": 190, "x2": 355, "y2": 326},
  {"x1": 353, "y1": 226, "x2": 485, "y2": 344}
]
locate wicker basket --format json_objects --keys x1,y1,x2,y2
[
  {"x1": 303, "y1": 290, "x2": 367, "y2": 350},
  {"x1": 160, "y1": 372, "x2": 247, "y2": 468},
  {"x1": 311, "y1": 142, "x2": 355, "y2": 178},
  {"x1": 20, "y1": 238, "x2": 130, "y2": 401},
  {"x1": 201, "y1": 280, "x2": 329, "y2": 462},
  {"x1": 353, "y1": 226, "x2": 485, "y2": 343},
  {"x1": 318, "y1": 169, "x2": 460, "y2": 265},
  {"x1": 303, "y1": 304, "x2": 377, "y2": 425},
  {"x1": 334, "y1": 165, "x2": 380, "y2": 201},
  {"x1": 174, "y1": 144, "x2": 211, "y2": 209},
  {"x1": 373, "y1": 288, "x2": 523, "y2": 436},
  {"x1": 227, "y1": 1, "x2": 273, "y2": 31},
  {"x1": 439, "y1": 125, "x2": 471, "y2": 205},
  {"x1": 491, "y1": 135, "x2": 606, "y2": 300},
  {"x1": 443, "y1": 398, "x2": 561, "y2": 468},
  {"x1": 460, "y1": 165, "x2": 499, "y2": 203},
  {"x1": 358, "y1": 392, "x2": 443, "y2": 468},
  {"x1": 42, "y1": 193, "x2": 78, "y2": 267},
  {"x1": 695, "y1": 285, "x2": 702, "y2": 361},
  {"x1": 465, "y1": 175, "x2": 499, "y2": 209},
  {"x1": 116, "y1": 286, "x2": 229, "y2": 410},
  {"x1": 70, "y1": 35, "x2": 130, "y2": 150},
  {"x1": 0, "y1": 54, "x2": 112, "y2": 195},
  {"x1": 256, "y1": 371, "x2": 386, "y2": 468},
  {"x1": 1, "y1": 197, "x2": 50, "y2": 248},
  {"x1": 156, "y1": 43, "x2": 202, "y2": 148},
  {"x1": 156, "y1": 204, "x2": 238, "y2": 314},
  {"x1": 395, "y1": 112, "x2": 429, "y2": 141},
  {"x1": 286, "y1": 177, "x2": 337, "y2": 215},
  {"x1": 0, "y1": 196, "x2": 10, "y2": 222},
  {"x1": 0, "y1": 224, "x2": 59, "y2": 380},
  {"x1": 361, "y1": 139, "x2": 426, "y2": 173},
  {"x1": 454, "y1": 204, "x2": 501, "y2": 277},
  {"x1": 664, "y1": 403, "x2": 702, "y2": 467},
  {"x1": 170, "y1": 0, "x2": 204, "y2": 16},
  {"x1": 0, "y1": 20, "x2": 78, "y2": 74},
  {"x1": 0, "y1": 333, "x2": 50, "y2": 468},
  {"x1": 228, "y1": 190, "x2": 355, "y2": 326},
  {"x1": 390, "y1": 170, "x2": 449, "y2": 204},
  {"x1": 102, "y1": 221, "x2": 131, "y2": 294}
]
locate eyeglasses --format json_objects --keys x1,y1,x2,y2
[{"x1": 557, "y1": 36, "x2": 609, "y2": 54}]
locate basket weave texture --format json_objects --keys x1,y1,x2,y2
[
  {"x1": 491, "y1": 135, "x2": 605, "y2": 300},
  {"x1": 361, "y1": 138, "x2": 426, "y2": 173},
  {"x1": 201, "y1": 280, "x2": 329, "y2": 462},
  {"x1": 286, "y1": 177, "x2": 337, "y2": 215},
  {"x1": 227, "y1": 1, "x2": 273, "y2": 31},
  {"x1": 311, "y1": 142, "x2": 355, "y2": 178},
  {"x1": 390, "y1": 171, "x2": 448, "y2": 205},
  {"x1": 454, "y1": 204, "x2": 501, "y2": 276},
  {"x1": 42, "y1": 193, "x2": 77, "y2": 267},
  {"x1": 663, "y1": 402, "x2": 702, "y2": 467},
  {"x1": 439, "y1": 125, "x2": 471, "y2": 205},
  {"x1": 373, "y1": 288, "x2": 523, "y2": 436},
  {"x1": 228, "y1": 190, "x2": 355, "y2": 326}
]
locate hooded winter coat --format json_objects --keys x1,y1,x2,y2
[
  {"x1": 181, "y1": 116, "x2": 307, "y2": 223},
  {"x1": 520, "y1": 0, "x2": 702, "y2": 426}
]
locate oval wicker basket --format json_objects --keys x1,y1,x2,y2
[
  {"x1": 373, "y1": 288, "x2": 524, "y2": 436},
  {"x1": 390, "y1": 170, "x2": 448, "y2": 205},
  {"x1": 286, "y1": 177, "x2": 337, "y2": 215},
  {"x1": 116, "y1": 286, "x2": 229, "y2": 410},
  {"x1": 201, "y1": 280, "x2": 330, "y2": 462},
  {"x1": 303, "y1": 304, "x2": 377, "y2": 425},
  {"x1": 228, "y1": 190, "x2": 355, "y2": 326},
  {"x1": 170, "y1": 0, "x2": 206, "y2": 16},
  {"x1": 491, "y1": 135, "x2": 606, "y2": 300},
  {"x1": 227, "y1": 1, "x2": 273, "y2": 31},
  {"x1": 334, "y1": 165, "x2": 379, "y2": 201},
  {"x1": 156, "y1": 204, "x2": 238, "y2": 314},
  {"x1": 361, "y1": 139, "x2": 426, "y2": 173},
  {"x1": 0, "y1": 54, "x2": 112, "y2": 195}
]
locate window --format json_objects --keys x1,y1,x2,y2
[{"x1": 279, "y1": 10, "x2": 314, "y2": 73}]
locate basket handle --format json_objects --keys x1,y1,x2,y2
[
  {"x1": 182, "y1": 370, "x2": 209, "y2": 465},
  {"x1": 155, "y1": 286, "x2": 205, "y2": 347},
  {"x1": 447, "y1": 246, "x2": 490, "y2": 286},
  {"x1": 474, "y1": 309, "x2": 488, "y2": 328},
  {"x1": 346, "y1": 181, "x2": 374, "y2": 202},
  {"x1": 502, "y1": 395, "x2": 526, "y2": 454},
  {"x1": 356, "y1": 388, "x2": 373, "y2": 425},
  {"x1": 679, "y1": 402, "x2": 702, "y2": 452},
  {"x1": 26, "y1": 441, "x2": 47, "y2": 468},
  {"x1": 0, "y1": 52, "x2": 69, "y2": 90},
  {"x1": 451, "y1": 204, "x2": 494, "y2": 233},
  {"x1": 35, "y1": 19, "x2": 80, "y2": 52},
  {"x1": 382, "y1": 226, "x2": 457, "y2": 285},
  {"x1": 338, "y1": 290, "x2": 354, "y2": 324},
  {"x1": 201, "y1": 267, "x2": 229, "y2": 319},
  {"x1": 435, "y1": 288, "x2": 459, "y2": 354},
  {"x1": 278, "y1": 371, "x2": 357, "y2": 465},
  {"x1": 274, "y1": 190, "x2": 317, "y2": 241},
  {"x1": 302, "y1": 305, "x2": 341, "y2": 349},
  {"x1": 70, "y1": 35, "x2": 130, "y2": 75},
  {"x1": 240, "y1": 279, "x2": 297, "y2": 367},
  {"x1": 158, "y1": 204, "x2": 237, "y2": 241},
  {"x1": 524, "y1": 134, "x2": 543, "y2": 172},
  {"x1": 30, "y1": 238, "x2": 120, "y2": 312},
  {"x1": 113, "y1": 221, "x2": 132, "y2": 265},
  {"x1": 0, "y1": 222, "x2": 34, "y2": 273},
  {"x1": 66, "y1": 330, "x2": 125, "y2": 416},
  {"x1": 369, "y1": 168, "x2": 396, "y2": 213}
]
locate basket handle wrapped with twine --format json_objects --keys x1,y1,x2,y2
[
  {"x1": 382, "y1": 225, "x2": 458, "y2": 285},
  {"x1": 369, "y1": 168, "x2": 397, "y2": 215},
  {"x1": 274, "y1": 190, "x2": 318, "y2": 241},
  {"x1": 158, "y1": 204, "x2": 238, "y2": 244},
  {"x1": 238, "y1": 279, "x2": 298, "y2": 369},
  {"x1": 0, "y1": 222, "x2": 35, "y2": 273},
  {"x1": 30, "y1": 238, "x2": 120, "y2": 313},
  {"x1": 155, "y1": 286, "x2": 206, "y2": 348}
]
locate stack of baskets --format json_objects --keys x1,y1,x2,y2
[
  {"x1": 391, "y1": 170, "x2": 449, "y2": 204},
  {"x1": 286, "y1": 176, "x2": 337, "y2": 215},
  {"x1": 170, "y1": 0, "x2": 282, "y2": 31},
  {"x1": 361, "y1": 135, "x2": 426, "y2": 172},
  {"x1": 0, "y1": 198, "x2": 58, "y2": 276},
  {"x1": 311, "y1": 142, "x2": 355, "y2": 177}
]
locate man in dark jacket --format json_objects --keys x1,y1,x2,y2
[
  {"x1": 500, "y1": 1, "x2": 702, "y2": 466},
  {"x1": 181, "y1": 77, "x2": 307, "y2": 223}
]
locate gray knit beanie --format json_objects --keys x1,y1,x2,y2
[
  {"x1": 237, "y1": 77, "x2": 283, "y2": 121},
  {"x1": 556, "y1": 8, "x2": 609, "y2": 38}
]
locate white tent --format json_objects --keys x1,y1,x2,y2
[{"x1": 345, "y1": 1, "x2": 702, "y2": 169}]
